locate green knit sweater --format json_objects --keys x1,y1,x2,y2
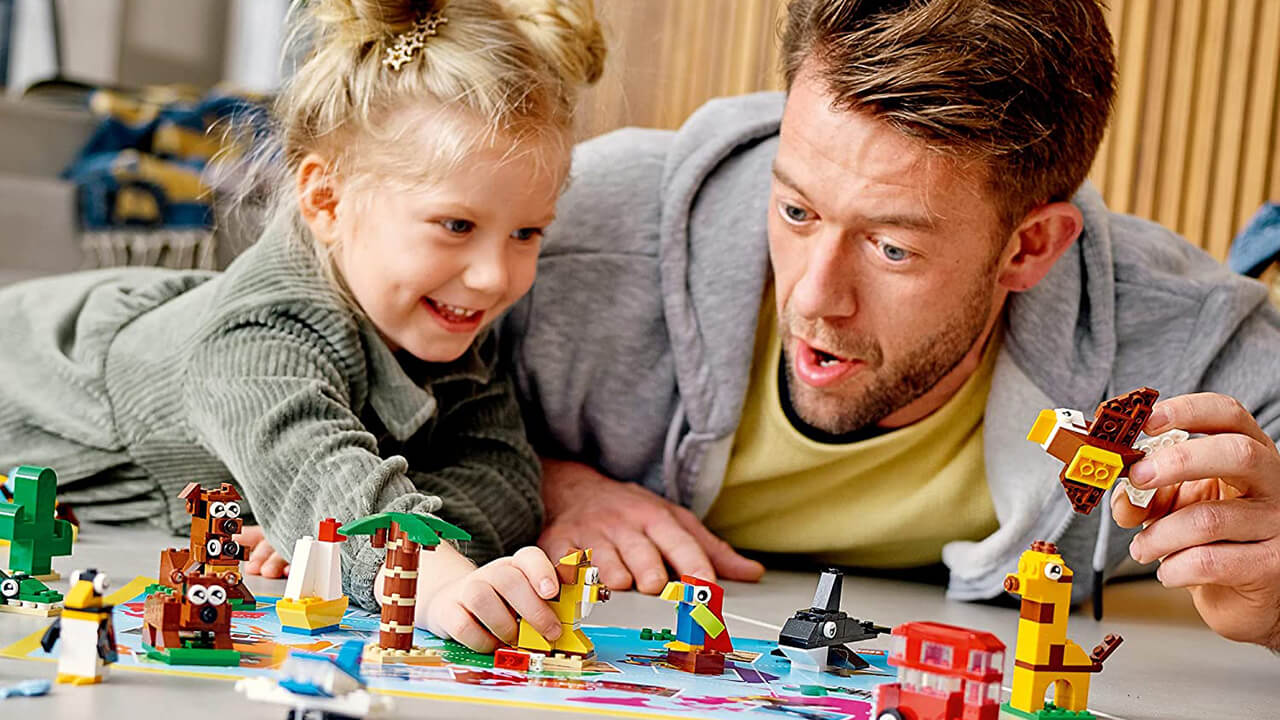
[{"x1": 0, "y1": 213, "x2": 542, "y2": 609}]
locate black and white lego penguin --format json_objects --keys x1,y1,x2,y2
[{"x1": 40, "y1": 568, "x2": 117, "y2": 684}]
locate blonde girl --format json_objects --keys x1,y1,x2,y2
[{"x1": 0, "y1": 0, "x2": 605, "y2": 652}]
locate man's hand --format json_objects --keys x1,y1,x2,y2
[
  {"x1": 1112, "y1": 392, "x2": 1280, "y2": 649},
  {"x1": 538, "y1": 458, "x2": 764, "y2": 594},
  {"x1": 235, "y1": 525, "x2": 290, "y2": 578}
]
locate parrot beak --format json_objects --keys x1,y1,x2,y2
[{"x1": 659, "y1": 581, "x2": 684, "y2": 602}]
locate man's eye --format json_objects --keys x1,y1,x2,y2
[
  {"x1": 512, "y1": 227, "x2": 543, "y2": 242},
  {"x1": 779, "y1": 202, "x2": 811, "y2": 224},
  {"x1": 878, "y1": 239, "x2": 911, "y2": 262},
  {"x1": 441, "y1": 219, "x2": 474, "y2": 234}
]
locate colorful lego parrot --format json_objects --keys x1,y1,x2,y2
[{"x1": 659, "y1": 575, "x2": 733, "y2": 654}]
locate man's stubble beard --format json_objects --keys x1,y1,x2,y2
[{"x1": 780, "y1": 276, "x2": 997, "y2": 436}]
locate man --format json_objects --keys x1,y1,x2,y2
[{"x1": 503, "y1": 0, "x2": 1280, "y2": 650}]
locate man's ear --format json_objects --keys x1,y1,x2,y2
[
  {"x1": 996, "y1": 201, "x2": 1084, "y2": 292},
  {"x1": 296, "y1": 153, "x2": 341, "y2": 244}
]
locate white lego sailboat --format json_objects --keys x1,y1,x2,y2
[{"x1": 277, "y1": 519, "x2": 349, "y2": 635}]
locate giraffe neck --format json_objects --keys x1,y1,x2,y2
[{"x1": 1017, "y1": 596, "x2": 1069, "y2": 653}]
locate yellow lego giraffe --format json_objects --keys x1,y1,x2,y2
[
  {"x1": 1002, "y1": 541, "x2": 1122, "y2": 719},
  {"x1": 516, "y1": 548, "x2": 610, "y2": 657}
]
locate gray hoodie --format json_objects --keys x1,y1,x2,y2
[{"x1": 503, "y1": 92, "x2": 1280, "y2": 603}]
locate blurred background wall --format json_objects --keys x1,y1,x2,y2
[
  {"x1": 579, "y1": 0, "x2": 1280, "y2": 261},
  {"x1": 3, "y1": 0, "x2": 1278, "y2": 260}
]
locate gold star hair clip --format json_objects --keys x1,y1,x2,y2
[{"x1": 382, "y1": 8, "x2": 448, "y2": 71}]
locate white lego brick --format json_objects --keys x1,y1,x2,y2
[
  {"x1": 1125, "y1": 429, "x2": 1191, "y2": 509},
  {"x1": 312, "y1": 540, "x2": 343, "y2": 601},
  {"x1": 57, "y1": 618, "x2": 105, "y2": 680},
  {"x1": 283, "y1": 536, "x2": 317, "y2": 600}
]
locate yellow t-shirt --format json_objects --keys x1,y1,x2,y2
[{"x1": 703, "y1": 294, "x2": 1001, "y2": 568}]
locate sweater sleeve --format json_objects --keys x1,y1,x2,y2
[
  {"x1": 183, "y1": 308, "x2": 439, "y2": 610},
  {"x1": 405, "y1": 365, "x2": 544, "y2": 567}
]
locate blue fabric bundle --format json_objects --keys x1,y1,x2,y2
[
  {"x1": 62, "y1": 87, "x2": 268, "y2": 269},
  {"x1": 1228, "y1": 203, "x2": 1280, "y2": 278}
]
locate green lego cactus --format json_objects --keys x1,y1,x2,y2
[{"x1": 0, "y1": 466, "x2": 74, "y2": 577}]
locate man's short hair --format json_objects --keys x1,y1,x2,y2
[{"x1": 781, "y1": 0, "x2": 1117, "y2": 228}]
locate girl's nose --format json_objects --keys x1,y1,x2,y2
[{"x1": 461, "y1": 241, "x2": 509, "y2": 296}]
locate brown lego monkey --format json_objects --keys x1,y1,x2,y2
[
  {"x1": 157, "y1": 483, "x2": 255, "y2": 607},
  {"x1": 143, "y1": 572, "x2": 236, "y2": 652}
]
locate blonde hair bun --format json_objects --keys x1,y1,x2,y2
[
  {"x1": 501, "y1": 0, "x2": 607, "y2": 86},
  {"x1": 307, "y1": 0, "x2": 447, "y2": 45}
]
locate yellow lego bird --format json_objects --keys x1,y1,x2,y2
[{"x1": 517, "y1": 549, "x2": 610, "y2": 658}]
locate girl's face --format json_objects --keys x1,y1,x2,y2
[{"x1": 326, "y1": 142, "x2": 565, "y2": 363}]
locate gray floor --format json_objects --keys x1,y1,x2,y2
[{"x1": 1, "y1": 525, "x2": 1275, "y2": 719}]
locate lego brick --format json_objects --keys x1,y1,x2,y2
[
  {"x1": 1064, "y1": 445, "x2": 1124, "y2": 490},
  {"x1": 689, "y1": 603, "x2": 725, "y2": 638},
  {"x1": 666, "y1": 648, "x2": 725, "y2": 675},
  {"x1": 142, "y1": 643, "x2": 242, "y2": 667},
  {"x1": 495, "y1": 647, "x2": 531, "y2": 671},
  {"x1": 282, "y1": 535, "x2": 318, "y2": 599},
  {"x1": 361, "y1": 644, "x2": 443, "y2": 666},
  {"x1": 0, "y1": 602, "x2": 61, "y2": 617},
  {"x1": 277, "y1": 595, "x2": 348, "y2": 633},
  {"x1": 541, "y1": 653, "x2": 585, "y2": 673},
  {"x1": 279, "y1": 625, "x2": 337, "y2": 636}
]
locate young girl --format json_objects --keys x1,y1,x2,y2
[{"x1": 0, "y1": 0, "x2": 605, "y2": 652}]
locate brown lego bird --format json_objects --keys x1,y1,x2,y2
[{"x1": 1027, "y1": 387, "x2": 1158, "y2": 514}]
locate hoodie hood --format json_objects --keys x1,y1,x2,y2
[{"x1": 658, "y1": 92, "x2": 784, "y2": 446}]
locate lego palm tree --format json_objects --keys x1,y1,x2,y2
[{"x1": 338, "y1": 512, "x2": 469, "y2": 663}]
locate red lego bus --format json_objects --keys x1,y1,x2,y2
[{"x1": 874, "y1": 621, "x2": 1005, "y2": 720}]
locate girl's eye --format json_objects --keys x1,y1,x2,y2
[
  {"x1": 512, "y1": 227, "x2": 543, "y2": 242},
  {"x1": 779, "y1": 201, "x2": 812, "y2": 225},
  {"x1": 440, "y1": 219, "x2": 474, "y2": 234},
  {"x1": 877, "y1": 238, "x2": 911, "y2": 262}
]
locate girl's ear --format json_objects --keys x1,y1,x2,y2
[{"x1": 296, "y1": 153, "x2": 341, "y2": 244}]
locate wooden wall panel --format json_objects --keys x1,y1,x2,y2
[{"x1": 579, "y1": 0, "x2": 1280, "y2": 259}]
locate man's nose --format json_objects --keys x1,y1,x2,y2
[{"x1": 791, "y1": 232, "x2": 857, "y2": 320}]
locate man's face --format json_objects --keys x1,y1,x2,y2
[{"x1": 769, "y1": 68, "x2": 1010, "y2": 435}]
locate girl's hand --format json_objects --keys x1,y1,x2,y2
[
  {"x1": 234, "y1": 525, "x2": 290, "y2": 578},
  {"x1": 422, "y1": 546, "x2": 564, "y2": 653}
]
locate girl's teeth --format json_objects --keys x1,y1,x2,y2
[{"x1": 436, "y1": 301, "x2": 479, "y2": 319}]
